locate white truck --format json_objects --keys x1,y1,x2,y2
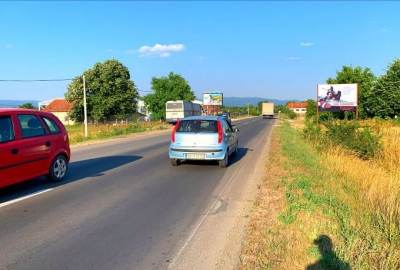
[
  {"x1": 165, "y1": 101, "x2": 202, "y2": 123},
  {"x1": 261, "y1": 102, "x2": 274, "y2": 118}
]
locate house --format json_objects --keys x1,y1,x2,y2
[
  {"x1": 287, "y1": 102, "x2": 307, "y2": 114},
  {"x1": 41, "y1": 99, "x2": 75, "y2": 125}
]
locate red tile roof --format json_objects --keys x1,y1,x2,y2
[
  {"x1": 42, "y1": 99, "x2": 73, "y2": 112},
  {"x1": 287, "y1": 102, "x2": 307, "y2": 109}
]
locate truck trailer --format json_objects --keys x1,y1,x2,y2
[{"x1": 261, "y1": 102, "x2": 274, "y2": 118}]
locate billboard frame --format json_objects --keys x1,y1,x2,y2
[
  {"x1": 316, "y1": 83, "x2": 359, "y2": 125},
  {"x1": 203, "y1": 92, "x2": 223, "y2": 106}
]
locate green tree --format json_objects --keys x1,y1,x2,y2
[
  {"x1": 305, "y1": 99, "x2": 317, "y2": 119},
  {"x1": 275, "y1": 104, "x2": 296, "y2": 119},
  {"x1": 327, "y1": 65, "x2": 376, "y2": 118},
  {"x1": 19, "y1": 102, "x2": 35, "y2": 109},
  {"x1": 366, "y1": 59, "x2": 400, "y2": 118},
  {"x1": 144, "y1": 72, "x2": 195, "y2": 120},
  {"x1": 65, "y1": 60, "x2": 138, "y2": 122}
]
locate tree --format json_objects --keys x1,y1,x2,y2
[
  {"x1": 19, "y1": 102, "x2": 35, "y2": 109},
  {"x1": 305, "y1": 99, "x2": 317, "y2": 119},
  {"x1": 144, "y1": 72, "x2": 195, "y2": 120},
  {"x1": 327, "y1": 65, "x2": 376, "y2": 118},
  {"x1": 365, "y1": 59, "x2": 400, "y2": 118},
  {"x1": 65, "y1": 60, "x2": 138, "y2": 122}
]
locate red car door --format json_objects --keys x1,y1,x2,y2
[
  {"x1": 15, "y1": 114, "x2": 52, "y2": 179},
  {"x1": 0, "y1": 114, "x2": 28, "y2": 188}
]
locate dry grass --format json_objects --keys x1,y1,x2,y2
[
  {"x1": 66, "y1": 121, "x2": 170, "y2": 144},
  {"x1": 361, "y1": 119, "x2": 400, "y2": 171},
  {"x1": 241, "y1": 118, "x2": 400, "y2": 269}
]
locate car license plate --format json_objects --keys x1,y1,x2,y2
[{"x1": 185, "y1": 153, "x2": 205, "y2": 159}]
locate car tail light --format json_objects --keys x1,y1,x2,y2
[
  {"x1": 171, "y1": 120, "x2": 180, "y2": 143},
  {"x1": 217, "y1": 120, "x2": 223, "y2": 144}
]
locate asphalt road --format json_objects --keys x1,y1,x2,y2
[{"x1": 0, "y1": 117, "x2": 274, "y2": 270}]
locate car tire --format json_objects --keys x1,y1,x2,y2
[
  {"x1": 218, "y1": 152, "x2": 229, "y2": 168},
  {"x1": 170, "y1": 159, "x2": 179, "y2": 166},
  {"x1": 48, "y1": 155, "x2": 68, "y2": 182}
]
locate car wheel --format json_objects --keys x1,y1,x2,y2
[
  {"x1": 170, "y1": 159, "x2": 179, "y2": 166},
  {"x1": 218, "y1": 152, "x2": 229, "y2": 168},
  {"x1": 49, "y1": 155, "x2": 68, "y2": 181}
]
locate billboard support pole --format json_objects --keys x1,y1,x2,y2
[
  {"x1": 355, "y1": 83, "x2": 359, "y2": 120},
  {"x1": 316, "y1": 84, "x2": 319, "y2": 126}
]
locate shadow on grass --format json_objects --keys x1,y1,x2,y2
[{"x1": 306, "y1": 235, "x2": 351, "y2": 270}]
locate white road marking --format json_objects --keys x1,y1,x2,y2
[{"x1": 0, "y1": 188, "x2": 53, "y2": 209}]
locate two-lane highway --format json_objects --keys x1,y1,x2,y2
[{"x1": 0, "y1": 117, "x2": 274, "y2": 270}]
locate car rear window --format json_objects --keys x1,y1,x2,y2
[
  {"x1": 0, "y1": 116, "x2": 15, "y2": 143},
  {"x1": 42, "y1": 116, "x2": 60, "y2": 134},
  {"x1": 177, "y1": 120, "x2": 218, "y2": 133}
]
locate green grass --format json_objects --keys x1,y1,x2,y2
[
  {"x1": 66, "y1": 122, "x2": 169, "y2": 145},
  {"x1": 241, "y1": 120, "x2": 400, "y2": 270},
  {"x1": 277, "y1": 121, "x2": 400, "y2": 269}
]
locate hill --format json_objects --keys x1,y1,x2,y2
[
  {"x1": 223, "y1": 97, "x2": 293, "y2": 107},
  {"x1": 0, "y1": 100, "x2": 39, "y2": 108}
]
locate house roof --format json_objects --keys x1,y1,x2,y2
[
  {"x1": 42, "y1": 99, "x2": 73, "y2": 113},
  {"x1": 287, "y1": 102, "x2": 307, "y2": 109}
]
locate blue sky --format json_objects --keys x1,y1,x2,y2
[{"x1": 0, "y1": 1, "x2": 399, "y2": 101}]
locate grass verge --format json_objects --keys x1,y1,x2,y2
[
  {"x1": 240, "y1": 120, "x2": 400, "y2": 270},
  {"x1": 66, "y1": 122, "x2": 170, "y2": 145}
]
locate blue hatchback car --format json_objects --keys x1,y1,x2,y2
[{"x1": 169, "y1": 116, "x2": 239, "y2": 167}]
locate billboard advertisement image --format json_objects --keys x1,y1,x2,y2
[
  {"x1": 203, "y1": 92, "x2": 223, "y2": 106},
  {"x1": 317, "y1": 84, "x2": 358, "y2": 112}
]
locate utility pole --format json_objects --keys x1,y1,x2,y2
[
  {"x1": 247, "y1": 103, "x2": 250, "y2": 117},
  {"x1": 83, "y1": 75, "x2": 88, "y2": 137}
]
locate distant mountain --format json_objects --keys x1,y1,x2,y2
[
  {"x1": 0, "y1": 100, "x2": 39, "y2": 108},
  {"x1": 223, "y1": 97, "x2": 294, "y2": 107}
]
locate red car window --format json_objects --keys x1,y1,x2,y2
[
  {"x1": 17, "y1": 114, "x2": 46, "y2": 138},
  {"x1": 0, "y1": 116, "x2": 15, "y2": 143},
  {"x1": 42, "y1": 116, "x2": 61, "y2": 134}
]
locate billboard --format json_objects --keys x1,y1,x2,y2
[
  {"x1": 203, "y1": 92, "x2": 223, "y2": 106},
  {"x1": 317, "y1": 84, "x2": 358, "y2": 112}
]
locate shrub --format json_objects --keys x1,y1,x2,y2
[
  {"x1": 325, "y1": 121, "x2": 381, "y2": 159},
  {"x1": 303, "y1": 120, "x2": 323, "y2": 142}
]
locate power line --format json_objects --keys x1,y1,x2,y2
[{"x1": 0, "y1": 79, "x2": 73, "y2": 82}]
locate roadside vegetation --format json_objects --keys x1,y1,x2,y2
[
  {"x1": 66, "y1": 121, "x2": 169, "y2": 145},
  {"x1": 240, "y1": 115, "x2": 400, "y2": 269}
]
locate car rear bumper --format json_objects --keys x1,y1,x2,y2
[{"x1": 169, "y1": 147, "x2": 226, "y2": 160}]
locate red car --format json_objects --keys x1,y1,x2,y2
[{"x1": 0, "y1": 108, "x2": 70, "y2": 189}]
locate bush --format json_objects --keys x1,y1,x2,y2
[
  {"x1": 324, "y1": 121, "x2": 381, "y2": 159},
  {"x1": 277, "y1": 105, "x2": 297, "y2": 119},
  {"x1": 303, "y1": 120, "x2": 381, "y2": 159},
  {"x1": 303, "y1": 120, "x2": 323, "y2": 142}
]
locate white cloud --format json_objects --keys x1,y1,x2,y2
[
  {"x1": 286, "y1": 56, "x2": 301, "y2": 61},
  {"x1": 106, "y1": 49, "x2": 113, "y2": 53},
  {"x1": 4, "y1": 43, "x2": 13, "y2": 49},
  {"x1": 300, "y1": 42, "x2": 315, "y2": 47},
  {"x1": 138, "y1": 43, "x2": 185, "y2": 57}
]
